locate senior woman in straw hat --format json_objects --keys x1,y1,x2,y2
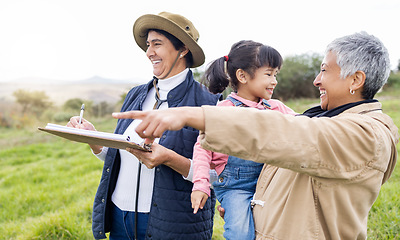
[{"x1": 67, "y1": 12, "x2": 220, "y2": 240}]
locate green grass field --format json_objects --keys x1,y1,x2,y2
[{"x1": 0, "y1": 91, "x2": 399, "y2": 239}]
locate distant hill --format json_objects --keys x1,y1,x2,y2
[
  {"x1": 0, "y1": 76, "x2": 147, "y2": 106},
  {"x1": 75, "y1": 76, "x2": 137, "y2": 85},
  {"x1": 2, "y1": 75, "x2": 144, "y2": 85}
]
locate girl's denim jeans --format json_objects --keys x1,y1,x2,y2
[{"x1": 212, "y1": 155, "x2": 263, "y2": 240}]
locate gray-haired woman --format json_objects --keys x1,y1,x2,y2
[{"x1": 113, "y1": 31, "x2": 399, "y2": 240}]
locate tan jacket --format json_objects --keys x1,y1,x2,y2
[{"x1": 200, "y1": 102, "x2": 399, "y2": 240}]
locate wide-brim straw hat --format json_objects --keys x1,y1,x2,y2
[{"x1": 133, "y1": 12, "x2": 205, "y2": 68}]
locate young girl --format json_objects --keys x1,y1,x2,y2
[{"x1": 191, "y1": 40, "x2": 296, "y2": 240}]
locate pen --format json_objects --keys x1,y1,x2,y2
[{"x1": 79, "y1": 104, "x2": 85, "y2": 125}]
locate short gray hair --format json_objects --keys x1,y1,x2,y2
[{"x1": 326, "y1": 31, "x2": 390, "y2": 99}]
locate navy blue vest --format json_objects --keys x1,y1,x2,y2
[{"x1": 92, "y1": 70, "x2": 221, "y2": 239}]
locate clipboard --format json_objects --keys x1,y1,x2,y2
[{"x1": 38, "y1": 123, "x2": 150, "y2": 152}]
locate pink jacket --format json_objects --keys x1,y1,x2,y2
[{"x1": 192, "y1": 93, "x2": 296, "y2": 195}]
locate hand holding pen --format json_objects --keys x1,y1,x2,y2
[
  {"x1": 66, "y1": 104, "x2": 95, "y2": 131},
  {"x1": 66, "y1": 103, "x2": 101, "y2": 154},
  {"x1": 79, "y1": 104, "x2": 85, "y2": 125}
]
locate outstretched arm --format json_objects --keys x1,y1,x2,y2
[
  {"x1": 112, "y1": 107, "x2": 205, "y2": 140},
  {"x1": 113, "y1": 107, "x2": 205, "y2": 178}
]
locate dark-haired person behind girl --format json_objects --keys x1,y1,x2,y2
[{"x1": 191, "y1": 40, "x2": 295, "y2": 240}]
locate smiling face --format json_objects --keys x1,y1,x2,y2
[
  {"x1": 145, "y1": 30, "x2": 186, "y2": 79},
  {"x1": 313, "y1": 51, "x2": 357, "y2": 110},
  {"x1": 237, "y1": 66, "x2": 279, "y2": 102}
]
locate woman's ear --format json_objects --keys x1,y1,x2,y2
[
  {"x1": 180, "y1": 47, "x2": 189, "y2": 58},
  {"x1": 236, "y1": 69, "x2": 247, "y2": 84},
  {"x1": 351, "y1": 70, "x2": 366, "y2": 91}
]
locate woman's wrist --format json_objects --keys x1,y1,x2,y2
[
  {"x1": 163, "y1": 148, "x2": 191, "y2": 177},
  {"x1": 180, "y1": 107, "x2": 205, "y2": 131},
  {"x1": 164, "y1": 148, "x2": 180, "y2": 166},
  {"x1": 90, "y1": 144, "x2": 103, "y2": 154}
]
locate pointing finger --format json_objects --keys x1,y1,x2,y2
[{"x1": 112, "y1": 111, "x2": 148, "y2": 120}]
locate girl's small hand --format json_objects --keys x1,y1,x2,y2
[{"x1": 191, "y1": 190, "x2": 209, "y2": 214}]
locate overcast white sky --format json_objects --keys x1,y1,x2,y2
[{"x1": 0, "y1": 0, "x2": 399, "y2": 83}]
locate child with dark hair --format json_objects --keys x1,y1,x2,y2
[{"x1": 191, "y1": 40, "x2": 295, "y2": 239}]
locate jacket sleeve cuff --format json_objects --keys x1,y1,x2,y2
[
  {"x1": 182, "y1": 158, "x2": 194, "y2": 182},
  {"x1": 92, "y1": 147, "x2": 108, "y2": 161}
]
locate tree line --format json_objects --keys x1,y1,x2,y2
[{"x1": 8, "y1": 53, "x2": 400, "y2": 128}]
